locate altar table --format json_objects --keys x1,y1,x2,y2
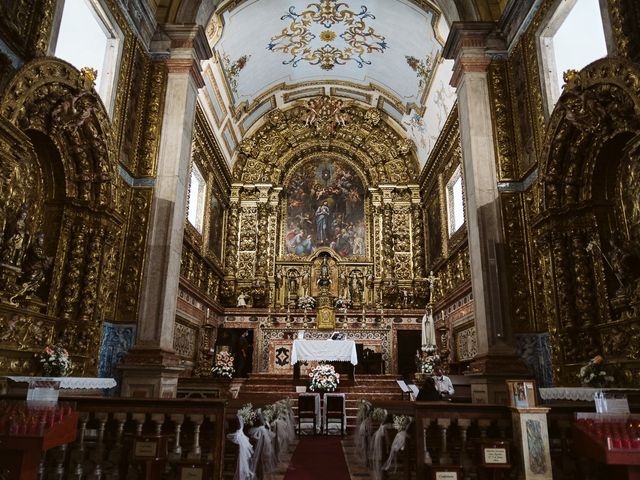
[{"x1": 290, "y1": 340, "x2": 358, "y2": 365}]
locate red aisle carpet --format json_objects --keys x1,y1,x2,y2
[{"x1": 283, "y1": 437, "x2": 351, "y2": 480}]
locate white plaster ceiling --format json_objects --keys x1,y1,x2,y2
[
  {"x1": 200, "y1": 0, "x2": 458, "y2": 167},
  {"x1": 215, "y1": 0, "x2": 448, "y2": 106}
]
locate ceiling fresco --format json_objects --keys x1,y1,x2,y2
[{"x1": 214, "y1": 0, "x2": 447, "y2": 106}]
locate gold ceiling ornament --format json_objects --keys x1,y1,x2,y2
[
  {"x1": 268, "y1": 0, "x2": 388, "y2": 70},
  {"x1": 233, "y1": 104, "x2": 418, "y2": 186},
  {"x1": 303, "y1": 95, "x2": 350, "y2": 137}
]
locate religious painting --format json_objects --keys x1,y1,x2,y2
[
  {"x1": 285, "y1": 160, "x2": 366, "y2": 258},
  {"x1": 208, "y1": 192, "x2": 224, "y2": 259},
  {"x1": 426, "y1": 197, "x2": 442, "y2": 266}
]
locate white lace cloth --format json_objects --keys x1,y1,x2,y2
[
  {"x1": 539, "y1": 387, "x2": 640, "y2": 401},
  {"x1": 291, "y1": 340, "x2": 358, "y2": 365},
  {"x1": 7, "y1": 376, "x2": 117, "y2": 389}
]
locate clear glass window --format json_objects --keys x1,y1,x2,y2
[
  {"x1": 54, "y1": 0, "x2": 121, "y2": 114},
  {"x1": 187, "y1": 164, "x2": 206, "y2": 234},
  {"x1": 538, "y1": 0, "x2": 608, "y2": 113},
  {"x1": 447, "y1": 166, "x2": 465, "y2": 235}
]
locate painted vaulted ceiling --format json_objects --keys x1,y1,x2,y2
[{"x1": 197, "y1": 0, "x2": 472, "y2": 167}]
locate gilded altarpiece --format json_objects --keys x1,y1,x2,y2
[
  {"x1": 533, "y1": 59, "x2": 640, "y2": 386},
  {"x1": 0, "y1": 58, "x2": 127, "y2": 375},
  {"x1": 221, "y1": 103, "x2": 429, "y2": 373}
]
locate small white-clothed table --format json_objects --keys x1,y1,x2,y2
[
  {"x1": 539, "y1": 387, "x2": 639, "y2": 402},
  {"x1": 6, "y1": 376, "x2": 117, "y2": 402},
  {"x1": 290, "y1": 340, "x2": 358, "y2": 365},
  {"x1": 7, "y1": 377, "x2": 117, "y2": 389}
]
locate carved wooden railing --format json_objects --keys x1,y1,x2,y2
[{"x1": 18, "y1": 397, "x2": 227, "y2": 480}]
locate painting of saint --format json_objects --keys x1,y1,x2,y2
[{"x1": 285, "y1": 160, "x2": 366, "y2": 258}]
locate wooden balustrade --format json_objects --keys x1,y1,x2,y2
[{"x1": 0, "y1": 397, "x2": 228, "y2": 480}]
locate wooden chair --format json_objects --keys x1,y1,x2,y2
[
  {"x1": 297, "y1": 393, "x2": 319, "y2": 435},
  {"x1": 324, "y1": 393, "x2": 346, "y2": 436}
]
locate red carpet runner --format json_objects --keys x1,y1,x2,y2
[{"x1": 283, "y1": 437, "x2": 351, "y2": 480}]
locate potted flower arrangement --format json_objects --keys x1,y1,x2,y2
[
  {"x1": 335, "y1": 297, "x2": 352, "y2": 310},
  {"x1": 38, "y1": 344, "x2": 72, "y2": 377},
  {"x1": 297, "y1": 295, "x2": 316, "y2": 311},
  {"x1": 211, "y1": 351, "x2": 235, "y2": 379},
  {"x1": 419, "y1": 346, "x2": 440, "y2": 374},
  {"x1": 578, "y1": 355, "x2": 614, "y2": 388},
  {"x1": 308, "y1": 363, "x2": 340, "y2": 392}
]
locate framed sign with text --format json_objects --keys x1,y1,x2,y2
[{"x1": 481, "y1": 441, "x2": 510, "y2": 468}]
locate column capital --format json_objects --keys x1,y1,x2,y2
[
  {"x1": 152, "y1": 24, "x2": 212, "y2": 88},
  {"x1": 443, "y1": 22, "x2": 505, "y2": 88}
]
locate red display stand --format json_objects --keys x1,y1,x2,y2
[
  {"x1": 0, "y1": 401, "x2": 78, "y2": 480},
  {"x1": 573, "y1": 415, "x2": 640, "y2": 480}
]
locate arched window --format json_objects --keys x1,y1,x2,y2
[
  {"x1": 538, "y1": 0, "x2": 608, "y2": 114},
  {"x1": 53, "y1": 0, "x2": 122, "y2": 115}
]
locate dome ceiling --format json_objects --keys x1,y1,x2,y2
[{"x1": 199, "y1": 0, "x2": 459, "y2": 168}]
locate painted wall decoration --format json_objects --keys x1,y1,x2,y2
[
  {"x1": 268, "y1": 0, "x2": 388, "y2": 70},
  {"x1": 285, "y1": 159, "x2": 366, "y2": 258}
]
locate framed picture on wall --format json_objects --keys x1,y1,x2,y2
[{"x1": 506, "y1": 379, "x2": 537, "y2": 408}]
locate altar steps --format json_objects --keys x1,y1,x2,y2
[{"x1": 236, "y1": 373, "x2": 407, "y2": 433}]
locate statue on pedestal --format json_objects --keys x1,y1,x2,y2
[
  {"x1": 1, "y1": 203, "x2": 28, "y2": 267},
  {"x1": 9, "y1": 232, "x2": 52, "y2": 305}
]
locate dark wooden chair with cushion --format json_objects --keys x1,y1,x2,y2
[
  {"x1": 297, "y1": 393, "x2": 319, "y2": 435},
  {"x1": 324, "y1": 393, "x2": 346, "y2": 436}
]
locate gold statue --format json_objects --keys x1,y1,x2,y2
[
  {"x1": 1, "y1": 204, "x2": 28, "y2": 266},
  {"x1": 9, "y1": 232, "x2": 52, "y2": 304}
]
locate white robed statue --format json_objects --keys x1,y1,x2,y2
[{"x1": 421, "y1": 307, "x2": 436, "y2": 347}]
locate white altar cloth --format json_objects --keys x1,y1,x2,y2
[
  {"x1": 7, "y1": 376, "x2": 117, "y2": 389},
  {"x1": 291, "y1": 340, "x2": 358, "y2": 365},
  {"x1": 539, "y1": 387, "x2": 638, "y2": 402}
]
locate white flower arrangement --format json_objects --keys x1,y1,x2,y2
[
  {"x1": 372, "y1": 408, "x2": 388, "y2": 423},
  {"x1": 211, "y1": 351, "x2": 235, "y2": 379},
  {"x1": 356, "y1": 399, "x2": 373, "y2": 423},
  {"x1": 297, "y1": 295, "x2": 316, "y2": 310},
  {"x1": 393, "y1": 415, "x2": 413, "y2": 432},
  {"x1": 419, "y1": 346, "x2": 440, "y2": 375},
  {"x1": 578, "y1": 355, "x2": 615, "y2": 388},
  {"x1": 262, "y1": 404, "x2": 276, "y2": 423},
  {"x1": 334, "y1": 297, "x2": 352, "y2": 309},
  {"x1": 238, "y1": 403, "x2": 257, "y2": 427},
  {"x1": 38, "y1": 344, "x2": 72, "y2": 377},
  {"x1": 308, "y1": 363, "x2": 340, "y2": 392}
]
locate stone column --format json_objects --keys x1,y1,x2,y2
[
  {"x1": 443, "y1": 23, "x2": 527, "y2": 402},
  {"x1": 120, "y1": 25, "x2": 212, "y2": 398}
]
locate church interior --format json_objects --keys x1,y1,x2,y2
[{"x1": 0, "y1": 0, "x2": 639, "y2": 478}]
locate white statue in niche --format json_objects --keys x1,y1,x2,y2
[{"x1": 236, "y1": 291, "x2": 249, "y2": 308}]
